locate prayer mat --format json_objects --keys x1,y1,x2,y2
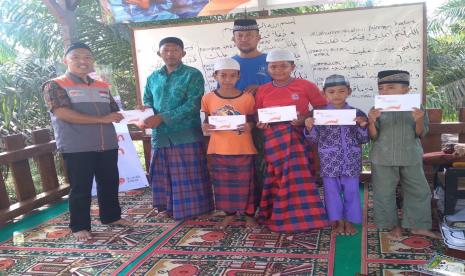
[
  {"x1": 0, "y1": 187, "x2": 179, "y2": 275},
  {"x1": 0, "y1": 249, "x2": 131, "y2": 275},
  {"x1": 361, "y1": 184, "x2": 444, "y2": 275},
  {"x1": 124, "y1": 215, "x2": 336, "y2": 275}
]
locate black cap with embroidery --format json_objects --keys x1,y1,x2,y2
[
  {"x1": 377, "y1": 70, "x2": 410, "y2": 85},
  {"x1": 233, "y1": 19, "x2": 259, "y2": 32},
  {"x1": 64, "y1": 42, "x2": 92, "y2": 56},
  {"x1": 159, "y1": 37, "x2": 184, "y2": 49}
]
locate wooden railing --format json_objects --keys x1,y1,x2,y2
[
  {"x1": 0, "y1": 129, "x2": 69, "y2": 225},
  {"x1": 0, "y1": 129, "x2": 152, "y2": 226},
  {"x1": 1, "y1": 108, "x2": 465, "y2": 225},
  {"x1": 422, "y1": 108, "x2": 465, "y2": 153}
]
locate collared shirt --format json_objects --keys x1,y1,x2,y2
[
  {"x1": 255, "y1": 78, "x2": 327, "y2": 116},
  {"x1": 43, "y1": 72, "x2": 119, "y2": 113},
  {"x1": 143, "y1": 63, "x2": 205, "y2": 148},
  {"x1": 370, "y1": 106, "x2": 429, "y2": 166},
  {"x1": 304, "y1": 103, "x2": 369, "y2": 177}
]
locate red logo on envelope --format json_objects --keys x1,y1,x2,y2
[
  {"x1": 68, "y1": 90, "x2": 81, "y2": 97},
  {"x1": 98, "y1": 90, "x2": 109, "y2": 97}
]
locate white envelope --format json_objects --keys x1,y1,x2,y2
[
  {"x1": 258, "y1": 106, "x2": 297, "y2": 123},
  {"x1": 314, "y1": 109, "x2": 356, "y2": 125},
  {"x1": 208, "y1": 115, "x2": 246, "y2": 130},
  {"x1": 374, "y1": 94, "x2": 421, "y2": 112},
  {"x1": 119, "y1": 109, "x2": 154, "y2": 124}
]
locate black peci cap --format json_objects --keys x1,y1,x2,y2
[
  {"x1": 233, "y1": 18, "x2": 259, "y2": 32},
  {"x1": 64, "y1": 42, "x2": 92, "y2": 56},
  {"x1": 377, "y1": 70, "x2": 410, "y2": 85}
]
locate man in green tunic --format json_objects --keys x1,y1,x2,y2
[{"x1": 140, "y1": 37, "x2": 213, "y2": 220}]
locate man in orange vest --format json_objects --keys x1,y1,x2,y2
[{"x1": 42, "y1": 42, "x2": 131, "y2": 241}]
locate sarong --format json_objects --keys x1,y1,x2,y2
[
  {"x1": 259, "y1": 124, "x2": 328, "y2": 232},
  {"x1": 150, "y1": 142, "x2": 213, "y2": 220},
  {"x1": 210, "y1": 154, "x2": 255, "y2": 214}
]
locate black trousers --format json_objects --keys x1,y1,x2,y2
[{"x1": 63, "y1": 149, "x2": 121, "y2": 232}]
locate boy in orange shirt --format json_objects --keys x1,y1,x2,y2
[{"x1": 201, "y1": 58, "x2": 257, "y2": 229}]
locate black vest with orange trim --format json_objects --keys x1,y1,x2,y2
[{"x1": 50, "y1": 75, "x2": 118, "y2": 153}]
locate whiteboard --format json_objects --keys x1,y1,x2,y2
[{"x1": 131, "y1": 3, "x2": 425, "y2": 113}]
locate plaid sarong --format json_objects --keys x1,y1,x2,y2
[
  {"x1": 210, "y1": 154, "x2": 255, "y2": 215},
  {"x1": 150, "y1": 142, "x2": 213, "y2": 220},
  {"x1": 259, "y1": 124, "x2": 328, "y2": 232}
]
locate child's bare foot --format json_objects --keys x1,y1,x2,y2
[
  {"x1": 335, "y1": 220, "x2": 345, "y2": 235},
  {"x1": 410, "y1": 228, "x2": 442, "y2": 239},
  {"x1": 388, "y1": 226, "x2": 403, "y2": 239},
  {"x1": 245, "y1": 216, "x2": 258, "y2": 229},
  {"x1": 109, "y1": 218, "x2": 132, "y2": 226},
  {"x1": 156, "y1": 211, "x2": 171, "y2": 218},
  {"x1": 344, "y1": 221, "x2": 357, "y2": 236},
  {"x1": 218, "y1": 214, "x2": 236, "y2": 230},
  {"x1": 73, "y1": 230, "x2": 92, "y2": 241}
]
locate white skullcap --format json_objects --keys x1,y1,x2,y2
[
  {"x1": 266, "y1": 49, "x2": 295, "y2": 62},
  {"x1": 214, "y1": 58, "x2": 240, "y2": 71}
]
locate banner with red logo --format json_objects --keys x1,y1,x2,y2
[{"x1": 92, "y1": 123, "x2": 149, "y2": 195}]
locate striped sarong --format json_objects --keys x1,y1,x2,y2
[
  {"x1": 150, "y1": 141, "x2": 213, "y2": 220},
  {"x1": 210, "y1": 154, "x2": 255, "y2": 215},
  {"x1": 259, "y1": 124, "x2": 328, "y2": 232}
]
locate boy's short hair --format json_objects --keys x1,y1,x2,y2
[
  {"x1": 378, "y1": 70, "x2": 410, "y2": 86},
  {"x1": 159, "y1": 37, "x2": 184, "y2": 49},
  {"x1": 323, "y1": 74, "x2": 350, "y2": 90}
]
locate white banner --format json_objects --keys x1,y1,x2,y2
[{"x1": 92, "y1": 123, "x2": 149, "y2": 196}]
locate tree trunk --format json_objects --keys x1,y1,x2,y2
[{"x1": 42, "y1": 0, "x2": 80, "y2": 48}]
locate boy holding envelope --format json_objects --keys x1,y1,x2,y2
[
  {"x1": 304, "y1": 74, "x2": 369, "y2": 236},
  {"x1": 368, "y1": 70, "x2": 440, "y2": 239},
  {"x1": 201, "y1": 58, "x2": 257, "y2": 229},
  {"x1": 255, "y1": 49, "x2": 328, "y2": 232}
]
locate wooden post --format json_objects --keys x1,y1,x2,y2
[
  {"x1": 422, "y1": 108, "x2": 443, "y2": 153},
  {"x1": 4, "y1": 134, "x2": 36, "y2": 201},
  {"x1": 32, "y1": 129, "x2": 59, "y2": 192},
  {"x1": 0, "y1": 170, "x2": 10, "y2": 210},
  {"x1": 459, "y1": 108, "x2": 465, "y2": 143},
  {"x1": 143, "y1": 136, "x2": 151, "y2": 174}
]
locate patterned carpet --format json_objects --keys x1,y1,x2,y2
[
  {"x1": 361, "y1": 184, "x2": 445, "y2": 275},
  {"x1": 123, "y1": 216, "x2": 336, "y2": 275},
  {"x1": 0, "y1": 188, "x2": 179, "y2": 275},
  {"x1": 0, "y1": 188, "x2": 337, "y2": 275}
]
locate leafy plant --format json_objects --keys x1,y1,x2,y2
[{"x1": 426, "y1": 0, "x2": 465, "y2": 119}]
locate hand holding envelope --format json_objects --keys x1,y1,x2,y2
[
  {"x1": 207, "y1": 115, "x2": 246, "y2": 131},
  {"x1": 257, "y1": 106, "x2": 298, "y2": 124},
  {"x1": 313, "y1": 109, "x2": 357, "y2": 125},
  {"x1": 374, "y1": 94, "x2": 421, "y2": 112},
  {"x1": 119, "y1": 109, "x2": 154, "y2": 125}
]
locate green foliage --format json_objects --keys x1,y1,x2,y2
[
  {"x1": 426, "y1": 0, "x2": 465, "y2": 119},
  {"x1": 0, "y1": 0, "x2": 63, "y2": 60},
  {"x1": 0, "y1": 57, "x2": 55, "y2": 136}
]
